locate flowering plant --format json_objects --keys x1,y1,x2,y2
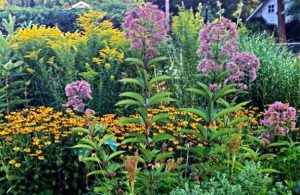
[
  {"x1": 123, "y1": 3, "x2": 167, "y2": 59},
  {"x1": 65, "y1": 80, "x2": 92, "y2": 112},
  {"x1": 260, "y1": 101, "x2": 297, "y2": 145}
]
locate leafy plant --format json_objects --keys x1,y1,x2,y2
[{"x1": 73, "y1": 123, "x2": 125, "y2": 194}]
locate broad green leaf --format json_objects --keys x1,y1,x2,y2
[
  {"x1": 147, "y1": 56, "x2": 168, "y2": 66},
  {"x1": 186, "y1": 88, "x2": 209, "y2": 100},
  {"x1": 115, "y1": 99, "x2": 142, "y2": 107},
  {"x1": 81, "y1": 156, "x2": 100, "y2": 163},
  {"x1": 72, "y1": 127, "x2": 90, "y2": 135},
  {"x1": 228, "y1": 116, "x2": 248, "y2": 127},
  {"x1": 261, "y1": 168, "x2": 281, "y2": 174},
  {"x1": 119, "y1": 78, "x2": 144, "y2": 88},
  {"x1": 179, "y1": 129, "x2": 200, "y2": 138},
  {"x1": 152, "y1": 113, "x2": 170, "y2": 123},
  {"x1": 240, "y1": 146, "x2": 258, "y2": 160},
  {"x1": 155, "y1": 152, "x2": 173, "y2": 162},
  {"x1": 72, "y1": 144, "x2": 93, "y2": 150},
  {"x1": 125, "y1": 57, "x2": 144, "y2": 66},
  {"x1": 120, "y1": 92, "x2": 144, "y2": 105},
  {"x1": 153, "y1": 133, "x2": 175, "y2": 144},
  {"x1": 119, "y1": 117, "x2": 142, "y2": 126},
  {"x1": 108, "y1": 151, "x2": 125, "y2": 161},
  {"x1": 121, "y1": 137, "x2": 141, "y2": 144},
  {"x1": 148, "y1": 92, "x2": 172, "y2": 105},
  {"x1": 80, "y1": 138, "x2": 97, "y2": 149},
  {"x1": 104, "y1": 138, "x2": 118, "y2": 152},
  {"x1": 197, "y1": 82, "x2": 212, "y2": 98},
  {"x1": 149, "y1": 75, "x2": 171, "y2": 87},
  {"x1": 180, "y1": 108, "x2": 209, "y2": 122},
  {"x1": 210, "y1": 128, "x2": 236, "y2": 141},
  {"x1": 213, "y1": 84, "x2": 236, "y2": 100},
  {"x1": 87, "y1": 170, "x2": 106, "y2": 177},
  {"x1": 213, "y1": 106, "x2": 242, "y2": 120}
]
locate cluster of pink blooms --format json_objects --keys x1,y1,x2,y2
[
  {"x1": 123, "y1": 3, "x2": 167, "y2": 58},
  {"x1": 260, "y1": 102, "x2": 297, "y2": 144},
  {"x1": 198, "y1": 18, "x2": 238, "y2": 60},
  {"x1": 65, "y1": 80, "x2": 92, "y2": 112},
  {"x1": 225, "y1": 52, "x2": 260, "y2": 88},
  {"x1": 196, "y1": 18, "x2": 260, "y2": 90}
]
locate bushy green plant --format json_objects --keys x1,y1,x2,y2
[
  {"x1": 238, "y1": 33, "x2": 300, "y2": 109},
  {"x1": 170, "y1": 162, "x2": 291, "y2": 195}
]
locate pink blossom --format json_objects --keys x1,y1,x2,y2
[
  {"x1": 123, "y1": 3, "x2": 167, "y2": 58},
  {"x1": 196, "y1": 58, "x2": 221, "y2": 74},
  {"x1": 261, "y1": 102, "x2": 297, "y2": 135},
  {"x1": 65, "y1": 80, "x2": 92, "y2": 112}
]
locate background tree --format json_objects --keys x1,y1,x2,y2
[{"x1": 277, "y1": 0, "x2": 286, "y2": 42}]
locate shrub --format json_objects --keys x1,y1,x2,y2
[
  {"x1": 0, "y1": 107, "x2": 87, "y2": 193},
  {"x1": 238, "y1": 33, "x2": 300, "y2": 109}
]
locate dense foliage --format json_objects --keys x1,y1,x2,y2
[{"x1": 0, "y1": 1, "x2": 299, "y2": 194}]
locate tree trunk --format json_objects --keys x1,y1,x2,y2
[
  {"x1": 165, "y1": 0, "x2": 170, "y2": 31},
  {"x1": 277, "y1": 0, "x2": 286, "y2": 42}
]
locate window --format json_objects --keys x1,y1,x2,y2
[{"x1": 268, "y1": 4, "x2": 275, "y2": 13}]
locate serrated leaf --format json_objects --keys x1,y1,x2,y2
[
  {"x1": 108, "y1": 151, "x2": 125, "y2": 161},
  {"x1": 72, "y1": 127, "x2": 90, "y2": 135},
  {"x1": 119, "y1": 78, "x2": 144, "y2": 88},
  {"x1": 152, "y1": 113, "x2": 170, "y2": 123},
  {"x1": 186, "y1": 88, "x2": 210, "y2": 100},
  {"x1": 155, "y1": 152, "x2": 173, "y2": 162}
]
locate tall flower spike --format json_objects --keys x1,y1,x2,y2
[{"x1": 123, "y1": 3, "x2": 167, "y2": 58}]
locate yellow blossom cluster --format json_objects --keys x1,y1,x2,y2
[{"x1": 0, "y1": 107, "x2": 86, "y2": 160}]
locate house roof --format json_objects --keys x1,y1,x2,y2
[
  {"x1": 65, "y1": 1, "x2": 90, "y2": 10},
  {"x1": 246, "y1": 0, "x2": 270, "y2": 21}
]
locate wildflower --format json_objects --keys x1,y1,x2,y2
[
  {"x1": 84, "y1": 109, "x2": 95, "y2": 115},
  {"x1": 38, "y1": 156, "x2": 45, "y2": 160},
  {"x1": 124, "y1": 150, "x2": 139, "y2": 193},
  {"x1": 13, "y1": 147, "x2": 20, "y2": 152},
  {"x1": 198, "y1": 18, "x2": 238, "y2": 60},
  {"x1": 65, "y1": 80, "x2": 92, "y2": 112},
  {"x1": 24, "y1": 148, "x2": 31, "y2": 153},
  {"x1": 15, "y1": 163, "x2": 21, "y2": 168},
  {"x1": 209, "y1": 83, "x2": 221, "y2": 92},
  {"x1": 8, "y1": 160, "x2": 16, "y2": 165},
  {"x1": 196, "y1": 58, "x2": 221, "y2": 74},
  {"x1": 261, "y1": 102, "x2": 296, "y2": 135},
  {"x1": 123, "y1": 3, "x2": 167, "y2": 58},
  {"x1": 259, "y1": 132, "x2": 270, "y2": 145},
  {"x1": 226, "y1": 52, "x2": 260, "y2": 83}
]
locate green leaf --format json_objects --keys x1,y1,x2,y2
[
  {"x1": 155, "y1": 152, "x2": 173, "y2": 162},
  {"x1": 147, "y1": 56, "x2": 168, "y2": 66},
  {"x1": 121, "y1": 137, "x2": 141, "y2": 144},
  {"x1": 152, "y1": 113, "x2": 170, "y2": 123},
  {"x1": 108, "y1": 151, "x2": 125, "y2": 161},
  {"x1": 186, "y1": 88, "x2": 210, "y2": 100},
  {"x1": 115, "y1": 99, "x2": 142, "y2": 107},
  {"x1": 197, "y1": 82, "x2": 212, "y2": 98},
  {"x1": 240, "y1": 146, "x2": 258, "y2": 160},
  {"x1": 179, "y1": 108, "x2": 209, "y2": 122},
  {"x1": 72, "y1": 127, "x2": 90, "y2": 135},
  {"x1": 213, "y1": 106, "x2": 243, "y2": 120},
  {"x1": 227, "y1": 116, "x2": 248, "y2": 127},
  {"x1": 148, "y1": 92, "x2": 173, "y2": 105},
  {"x1": 80, "y1": 138, "x2": 97, "y2": 149},
  {"x1": 87, "y1": 170, "x2": 106, "y2": 177},
  {"x1": 119, "y1": 117, "x2": 142, "y2": 126},
  {"x1": 149, "y1": 75, "x2": 171, "y2": 87},
  {"x1": 210, "y1": 128, "x2": 236, "y2": 141},
  {"x1": 179, "y1": 129, "x2": 200, "y2": 138},
  {"x1": 119, "y1": 78, "x2": 144, "y2": 88},
  {"x1": 104, "y1": 138, "x2": 118, "y2": 152},
  {"x1": 267, "y1": 142, "x2": 290, "y2": 148},
  {"x1": 72, "y1": 144, "x2": 93, "y2": 150},
  {"x1": 153, "y1": 133, "x2": 175, "y2": 144},
  {"x1": 120, "y1": 92, "x2": 144, "y2": 105},
  {"x1": 213, "y1": 84, "x2": 236, "y2": 100},
  {"x1": 125, "y1": 57, "x2": 144, "y2": 67},
  {"x1": 81, "y1": 156, "x2": 100, "y2": 163},
  {"x1": 261, "y1": 168, "x2": 281, "y2": 174}
]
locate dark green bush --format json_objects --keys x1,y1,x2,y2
[{"x1": 238, "y1": 33, "x2": 300, "y2": 109}]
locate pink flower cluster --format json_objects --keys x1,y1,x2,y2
[
  {"x1": 196, "y1": 18, "x2": 260, "y2": 90},
  {"x1": 198, "y1": 18, "x2": 238, "y2": 60},
  {"x1": 123, "y1": 3, "x2": 167, "y2": 58},
  {"x1": 261, "y1": 101, "x2": 296, "y2": 135},
  {"x1": 225, "y1": 52, "x2": 260, "y2": 88},
  {"x1": 65, "y1": 80, "x2": 92, "y2": 112}
]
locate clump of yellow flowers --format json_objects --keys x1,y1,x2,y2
[{"x1": 0, "y1": 106, "x2": 263, "y2": 168}]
